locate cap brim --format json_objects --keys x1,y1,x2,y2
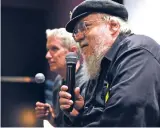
[{"x1": 66, "y1": 12, "x2": 90, "y2": 33}]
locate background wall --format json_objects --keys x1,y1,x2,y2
[
  {"x1": 1, "y1": 6, "x2": 47, "y2": 127},
  {"x1": 124, "y1": 0, "x2": 160, "y2": 44},
  {"x1": 1, "y1": 0, "x2": 83, "y2": 127}
]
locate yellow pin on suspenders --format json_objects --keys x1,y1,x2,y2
[{"x1": 105, "y1": 82, "x2": 110, "y2": 102}]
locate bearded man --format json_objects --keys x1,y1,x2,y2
[{"x1": 59, "y1": 0, "x2": 160, "y2": 127}]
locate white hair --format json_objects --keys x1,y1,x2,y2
[
  {"x1": 46, "y1": 28, "x2": 81, "y2": 58},
  {"x1": 102, "y1": 13, "x2": 131, "y2": 34}
]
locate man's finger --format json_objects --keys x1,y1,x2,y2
[
  {"x1": 61, "y1": 85, "x2": 68, "y2": 91},
  {"x1": 70, "y1": 108, "x2": 79, "y2": 116},
  {"x1": 44, "y1": 112, "x2": 49, "y2": 116},
  {"x1": 74, "y1": 87, "x2": 81, "y2": 99},
  {"x1": 36, "y1": 113, "x2": 47, "y2": 118},
  {"x1": 45, "y1": 104, "x2": 54, "y2": 113},
  {"x1": 74, "y1": 87, "x2": 84, "y2": 111},
  {"x1": 35, "y1": 109, "x2": 49, "y2": 114},
  {"x1": 36, "y1": 102, "x2": 46, "y2": 107},
  {"x1": 59, "y1": 91, "x2": 71, "y2": 99},
  {"x1": 44, "y1": 103, "x2": 51, "y2": 107},
  {"x1": 60, "y1": 105, "x2": 71, "y2": 110},
  {"x1": 59, "y1": 98, "x2": 73, "y2": 105},
  {"x1": 35, "y1": 106, "x2": 48, "y2": 110}
]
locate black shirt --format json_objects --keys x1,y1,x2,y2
[{"x1": 79, "y1": 33, "x2": 160, "y2": 127}]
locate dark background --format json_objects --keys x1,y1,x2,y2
[{"x1": 1, "y1": 0, "x2": 123, "y2": 127}]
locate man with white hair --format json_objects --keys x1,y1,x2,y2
[
  {"x1": 35, "y1": 28, "x2": 88, "y2": 127},
  {"x1": 59, "y1": 0, "x2": 160, "y2": 127}
]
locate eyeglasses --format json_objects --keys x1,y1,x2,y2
[{"x1": 73, "y1": 19, "x2": 107, "y2": 41}]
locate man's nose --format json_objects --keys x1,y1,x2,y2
[
  {"x1": 73, "y1": 32, "x2": 85, "y2": 42},
  {"x1": 45, "y1": 51, "x2": 52, "y2": 59}
]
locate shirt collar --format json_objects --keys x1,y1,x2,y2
[{"x1": 104, "y1": 33, "x2": 133, "y2": 61}]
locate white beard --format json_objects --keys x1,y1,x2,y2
[{"x1": 84, "y1": 42, "x2": 110, "y2": 79}]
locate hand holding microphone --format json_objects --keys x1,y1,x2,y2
[
  {"x1": 34, "y1": 74, "x2": 57, "y2": 125},
  {"x1": 59, "y1": 52, "x2": 84, "y2": 117},
  {"x1": 35, "y1": 101, "x2": 55, "y2": 119},
  {"x1": 59, "y1": 85, "x2": 84, "y2": 117},
  {"x1": 65, "y1": 52, "x2": 78, "y2": 111}
]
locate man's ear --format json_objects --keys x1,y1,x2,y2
[
  {"x1": 70, "y1": 46, "x2": 78, "y2": 53},
  {"x1": 108, "y1": 19, "x2": 120, "y2": 35}
]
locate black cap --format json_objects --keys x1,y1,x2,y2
[{"x1": 66, "y1": 0, "x2": 128, "y2": 33}]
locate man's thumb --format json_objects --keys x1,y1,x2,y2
[
  {"x1": 74, "y1": 87, "x2": 84, "y2": 111},
  {"x1": 74, "y1": 87, "x2": 81, "y2": 99}
]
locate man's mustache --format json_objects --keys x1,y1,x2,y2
[{"x1": 80, "y1": 41, "x2": 89, "y2": 48}]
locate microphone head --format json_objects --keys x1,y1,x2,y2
[
  {"x1": 65, "y1": 52, "x2": 78, "y2": 64},
  {"x1": 35, "y1": 73, "x2": 45, "y2": 83}
]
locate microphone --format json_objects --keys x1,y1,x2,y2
[
  {"x1": 65, "y1": 52, "x2": 78, "y2": 112},
  {"x1": 1, "y1": 73, "x2": 45, "y2": 84},
  {"x1": 35, "y1": 73, "x2": 45, "y2": 83}
]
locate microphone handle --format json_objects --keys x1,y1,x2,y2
[{"x1": 66, "y1": 64, "x2": 76, "y2": 112}]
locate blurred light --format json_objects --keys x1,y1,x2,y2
[{"x1": 18, "y1": 108, "x2": 36, "y2": 126}]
